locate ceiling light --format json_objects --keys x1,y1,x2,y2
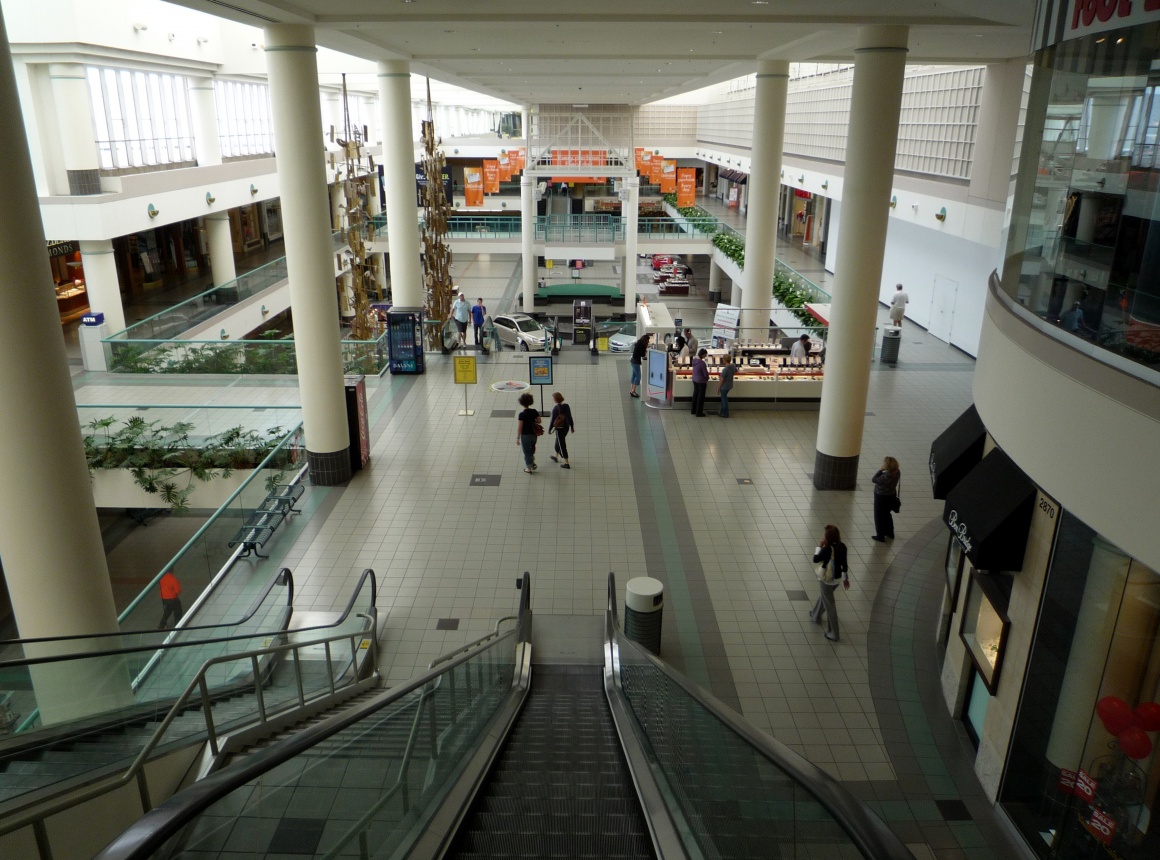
[
  {"x1": 712, "y1": 31, "x2": 722, "y2": 35},
  {"x1": 1117, "y1": 37, "x2": 1125, "y2": 43},
  {"x1": 751, "y1": 1, "x2": 769, "y2": 4},
  {"x1": 1096, "y1": 37, "x2": 1106, "y2": 43}
]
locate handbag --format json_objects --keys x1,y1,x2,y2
[
  {"x1": 533, "y1": 419, "x2": 544, "y2": 437},
  {"x1": 553, "y1": 411, "x2": 567, "y2": 429}
]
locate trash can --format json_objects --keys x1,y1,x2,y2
[
  {"x1": 624, "y1": 577, "x2": 664, "y2": 655},
  {"x1": 880, "y1": 327, "x2": 901, "y2": 364}
]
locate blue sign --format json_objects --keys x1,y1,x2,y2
[
  {"x1": 81, "y1": 312, "x2": 105, "y2": 326},
  {"x1": 528, "y1": 355, "x2": 553, "y2": 387}
]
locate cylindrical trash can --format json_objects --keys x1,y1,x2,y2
[
  {"x1": 880, "y1": 327, "x2": 901, "y2": 364},
  {"x1": 624, "y1": 577, "x2": 664, "y2": 655}
]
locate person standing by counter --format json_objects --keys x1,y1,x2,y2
[
  {"x1": 871, "y1": 456, "x2": 901, "y2": 542},
  {"x1": 684, "y1": 328, "x2": 698, "y2": 356},
  {"x1": 718, "y1": 354, "x2": 737, "y2": 418},
  {"x1": 790, "y1": 333, "x2": 811, "y2": 361},
  {"x1": 691, "y1": 348, "x2": 709, "y2": 417},
  {"x1": 629, "y1": 333, "x2": 651, "y2": 399}
]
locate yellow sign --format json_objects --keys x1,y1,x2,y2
[
  {"x1": 453, "y1": 355, "x2": 477, "y2": 385},
  {"x1": 597, "y1": 336, "x2": 610, "y2": 352},
  {"x1": 545, "y1": 259, "x2": 554, "y2": 269}
]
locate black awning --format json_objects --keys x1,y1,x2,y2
[
  {"x1": 929, "y1": 404, "x2": 987, "y2": 500},
  {"x1": 734, "y1": 172, "x2": 748, "y2": 185},
  {"x1": 944, "y1": 449, "x2": 1036, "y2": 572},
  {"x1": 719, "y1": 169, "x2": 737, "y2": 182}
]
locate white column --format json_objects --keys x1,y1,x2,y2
[
  {"x1": 968, "y1": 60, "x2": 1025, "y2": 208},
  {"x1": 377, "y1": 60, "x2": 424, "y2": 308},
  {"x1": 265, "y1": 24, "x2": 351, "y2": 484},
  {"x1": 78, "y1": 240, "x2": 124, "y2": 333},
  {"x1": 205, "y1": 212, "x2": 236, "y2": 286},
  {"x1": 189, "y1": 76, "x2": 221, "y2": 167},
  {"x1": 0, "y1": 19, "x2": 131, "y2": 722},
  {"x1": 623, "y1": 176, "x2": 640, "y2": 314},
  {"x1": 48, "y1": 63, "x2": 101, "y2": 195},
  {"x1": 521, "y1": 174, "x2": 536, "y2": 311},
  {"x1": 740, "y1": 60, "x2": 789, "y2": 341},
  {"x1": 814, "y1": 26, "x2": 909, "y2": 490},
  {"x1": 708, "y1": 258, "x2": 722, "y2": 301},
  {"x1": 729, "y1": 276, "x2": 742, "y2": 306}
]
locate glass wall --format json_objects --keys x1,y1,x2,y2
[
  {"x1": 86, "y1": 67, "x2": 195, "y2": 169},
  {"x1": 1000, "y1": 510, "x2": 1160, "y2": 858},
  {"x1": 1002, "y1": 23, "x2": 1160, "y2": 374},
  {"x1": 214, "y1": 79, "x2": 274, "y2": 158}
]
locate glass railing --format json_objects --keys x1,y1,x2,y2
[
  {"x1": 638, "y1": 216, "x2": 718, "y2": 239},
  {"x1": 776, "y1": 259, "x2": 832, "y2": 303},
  {"x1": 606, "y1": 574, "x2": 914, "y2": 860},
  {"x1": 535, "y1": 214, "x2": 624, "y2": 242}
]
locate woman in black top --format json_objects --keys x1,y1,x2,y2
[
  {"x1": 628, "y1": 333, "x2": 652, "y2": 398},
  {"x1": 516, "y1": 392, "x2": 539, "y2": 474},
  {"x1": 809, "y1": 524, "x2": 849, "y2": 642},
  {"x1": 871, "y1": 456, "x2": 901, "y2": 542},
  {"x1": 548, "y1": 391, "x2": 575, "y2": 469}
]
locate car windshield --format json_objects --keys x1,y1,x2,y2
[
  {"x1": 516, "y1": 319, "x2": 542, "y2": 332},
  {"x1": 618, "y1": 324, "x2": 636, "y2": 336}
]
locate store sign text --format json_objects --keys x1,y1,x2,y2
[
  {"x1": 1088, "y1": 808, "x2": 1116, "y2": 846},
  {"x1": 1069, "y1": 0, "x2": 1160, "y2": 39},
  {"x1": 1075, "y1": 769, "x2": 1098, "y2": 802},
  {"x1": 946, "y1": 510, "x2": 973, "y2": 554}
]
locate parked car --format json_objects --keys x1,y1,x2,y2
[
  {"x1": 493, "y1": 313, "x2": 550, "y2": 351},
  {"x1": 608, "y1": 322, "x2": 637, "y2": 353}
]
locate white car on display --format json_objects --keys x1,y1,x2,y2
[
  {"x1": 607, "y1": 322, "x2": 638, "y2": 353},
  {"x1": 492, "y1": 313, "x2": 550, "y2": 351}
]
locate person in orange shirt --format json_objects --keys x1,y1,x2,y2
[{"x1": 158, "y1": 570, "x2": 183, "y2": 629}]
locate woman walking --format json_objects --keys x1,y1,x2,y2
[
  {"x1": 548, "y1": 391, "x2": 575, "y2": 469},
  {"x1": 516, "y1": 392, "x2": 540, "y2": 474},
  {"x1": 809, "y1": 524, "x2": 849, "y2": 642},
  {"x1": 629, "y1": 333, "x2": 652, "y2": 398},
  {"x1": 871, "y1": 456, "x2": 901, "y2": 542}
]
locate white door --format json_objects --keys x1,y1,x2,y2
[{"x1": 929, "y1": 275, "x2": 958, "y2": 343}]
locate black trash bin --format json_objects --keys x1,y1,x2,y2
[{"x1": 881, "y1": 327, "x2": 901, "y2": 364}]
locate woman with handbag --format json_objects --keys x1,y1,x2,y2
[
  {"x1": 516, "y1": 392, "x2": 541, "y2": 474},
  {"x1": 548, "y1": 391, "x2": 575, "y2": 469},
  {"x1": 871, "y1": 456, "x2": 901, "y2": 542},
  {"x1": 809, "y1": 524, "x2": 849, "y2": 642}
]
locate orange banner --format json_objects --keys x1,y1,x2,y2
[
  {"x1": 635, "y1": 147, "x2": 645, "y2": 173},
  {"x1": 677, "y1": 168, "x2": 696, "y2": 207},
  {"x1": 513, "y1": 147, "x2": 525, "y2": 171},
  {"x1": 639, "y1": 149, "x2": 652, "y2": 181},
  {"x1": 498, "y1": 151, "x2": 512, "y2": 182},
  {"x1": 464, "y1": 166, "x2": 484, "y2": 207},
  {"x1": 483, "y1": 160, "x2": 500, "y2": 194},
  {"x1": 551, "y1": 148, "x2": 606, "y2": 183},
  {"x1": 649, "y1": 152, "x2": 663, "y2": 185},
  {"x1": 661, "y1": 160, "x2": 677, "y2": 193}
]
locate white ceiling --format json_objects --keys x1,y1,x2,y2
[{"x1": 171, "y1": 0, "x2": 1039, "y2": 105}]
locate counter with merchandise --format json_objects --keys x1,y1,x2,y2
[{"x1": 671, "y1": 348, "x2": 823, "y2": 408}]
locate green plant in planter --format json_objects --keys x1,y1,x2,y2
[
  {"x1": 712, "y1": 232, "x2": 746, "y2": 269},
  {"x1": 83, "y1": 416, "x2": 289, "y2": 514}
]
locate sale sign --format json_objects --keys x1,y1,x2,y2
[
  {"x1": 464, "y1": 166, "x2": 484, "y2": 207},
  {"x1": 661, "y1": 160, "x2": 677, "y2": 193},
  {"x1": 483, "y1": 160, "x2": 500, "y2": 194},
  {"x1": 677, "y1": 168, "x2": 697, "y2": 207},
  {"x1": 1088, "y1": 808, "x2": 1117, "y2": 846},
  {"x1": 1057, "y1": 767, "x2": 1078, "y2": 796},
  {"x1": 1075, "y1": 769, "x2": 1098, "y2": 803},
  {"x1": 649, "y1": 152, "x2": 663, "y2": 185},
  {"x1": 498, "y1": 151, "x2": 511, "y2": 182}
]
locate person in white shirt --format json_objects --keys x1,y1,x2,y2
[
  {"x1": 790, "y1": 333, "x2": 811, "y2": 360},
  {"x1": 889, "y1": 283, "x2": 909, "y2": 327}
]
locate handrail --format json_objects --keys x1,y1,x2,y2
[
  {"x1": 604, "y1": 572, "x2": 916, "y2": 860},
  {"x1": 93, "y1": 573, "x2": 533, "y2": 860},
  {"x1": 428, "y1": 614, "x2": 516, "y2": 669}
]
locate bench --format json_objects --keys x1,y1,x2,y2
[{"x1": 227, "y1": 482, "x2": 304, "y2": 560}]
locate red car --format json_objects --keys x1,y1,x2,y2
[{"x1": 651, "y1": 255, "x2": 673, "y2": 270}]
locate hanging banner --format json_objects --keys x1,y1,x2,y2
[
  {"x1": 483, "y1": 160, "x2": 500, "y2": 194},
  {"x1": 635, "y1": 147, "x2": 646, "y2": 173},
  {"x1": 639, "y1": 149, "x2": 652, "y2": 182},
  {"x1": 551, "y1": 148, "x2": 606, "y2": 183},
  {"x1": 661, "y1": 160, "x2": 677, "y2": 194},
  {"x1": 498, "y1": 151, "x2": 512, "y2": 182},
  {"x1": 649, "y1": 152, "x2": 663, "y2": 185},
  {"x1": 513, "y1": 147, "x2": 525, "y2": 171},
  {"x1": 677, "y1": 168, "x2": 697, "y2": 208},
  {"x1": 464, "y1": 166, "x2": 484, "y2": 207}
]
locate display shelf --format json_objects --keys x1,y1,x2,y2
[{"x1": 959, "y1": 571, "x2": 1011, "y2": 695}]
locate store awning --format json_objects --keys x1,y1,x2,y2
[
  {"x1": 943, "y1": 449, "x2": 1037, "y2": 572},
  {"x1": 929, "y1": 404, "x2": 987, "y2": 500},
  {"x1": 718, "y1": 169, "x2": 749, "y2": 184}
]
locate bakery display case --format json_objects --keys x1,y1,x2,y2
[
  {"x1": 670, "y1": 347, "x2": 823, "y2": 406},
  {"x1": 959, "y1": 571, "x2": 1011, "y2": 695}
]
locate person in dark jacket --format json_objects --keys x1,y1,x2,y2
[
  {"x1": 691, "y1": 348, "x2": 709, "y2": 416},
  {"x1": 628, "y1": 333, "x2": 652, "y2": 398},
  {"x1": 718, "y1": 354, "x2": 737, "y2": 417},
  {"x1": 516, "y1": 392, "x2": 540, "y2": 473},
  {"x1": 548, "y1": 391, "x2": 576, "y2": 469},
  {"x1": 871, "y1": 456, "x2": 901, "y2": 542},
  {"x1": 809, "y1": 524, "x2": 849, "y2": 641}
]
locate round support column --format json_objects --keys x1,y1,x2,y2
[
  {"x1": 0, "y1": 19, "x2": 131, "y2": 722},
  {"x1": 377, "y1": 60, "x2": 424, "y2": 308},
  {"x1": 521, "y1": 174, "x2": 536, "y2": 312},
  {"x1": 189, "y1": 76, "x2": 221, "y2": 167},
  {"x1": 264, "y1": 24, "x2": 351, "y2": 485},
  {"x1": 623, "y1": 177, "x2": 640, "y2": 315},
  {"x1": 708, "y1": 258, "x2": 723, "y2": 303},
  {"x1": 48, "y1": 63, "x2": 101, "y2": 195},
  {"x1": 78, "y1": 240, "x2": 125, "y2": 333},
  {"x1": 813, "y1": 26, "x2": 909, "y2": 490},
  {"x1": 205, "y1": 212, "x2": 236, "y2": 286},
  {"x1": 740, "y1": 60, "x2": 789, "y2": 340}
]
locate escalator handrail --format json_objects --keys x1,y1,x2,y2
[
  {"x1": 0, "y1": 568, "x2": 294, "y2": 648},
  {"x1": 0, "y1": 568, "x2": 377, "y2": 671},
  {"x1": 93, "y1": 574, "x2": 532, "y2": 860},
  {"x1": 605, "y1": 573, "x2": 916, "y2": 860}
]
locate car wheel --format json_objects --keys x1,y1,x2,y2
[{"x1": 519, "y1": 341, "x2": 529, "y2": 352}]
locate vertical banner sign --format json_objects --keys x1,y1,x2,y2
[
  {"x1": 635, "y1": 147, "x2": 646, "y2": 174},
  {"x1": 649, "y1": 151, "x2": 664, "y2": 185},
  {"x1": 677, "y1": 168, "x2": 697, "y2": 208},
  {"x1": 639, "y1": 150, "x2": 652, "y2": 182},
  {"x1": 464, "y1": 166, "x2": 484, "y2": 207},
  {"x1": 483, "y1": 160, "x2": 500, "y2": 194},
  {"x1": 454, "y1": 355, "x2": 477, "y2": 416},
  {"x1": 498, "y1": 151, "x2": 512, "y2": 182},
  {"x1": 514, "y1": 147, "x2": 525, "y2": 171},
  {"x1": 661, "y1": 160, "x2": 677, "y2": 193},
  {"x1": 727, "y1": 186, "x2": 740, "y2": 209}
]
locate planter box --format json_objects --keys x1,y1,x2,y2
[{"x1": 91, "y1": 468, "x2": 278, "y2": 510}]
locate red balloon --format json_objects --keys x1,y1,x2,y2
[
  {"x1": 1119, "y1": 726, "x2": 1154, "y2": 760},
  {"x1": 1136, "y1": 702, "x2": 1160, "y2": 733},
  {"x1": 1097, "y1": 696, "x2": 1136, "y2": 735}
]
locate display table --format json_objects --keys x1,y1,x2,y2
[
  {"x1": 672, "y1": 352, "x2": 823, "y2": 409},
  {"x1": 56, "y1": 283, "x2": 90, "y2": 324}
]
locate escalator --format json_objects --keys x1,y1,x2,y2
[{"x1": 94, "y1": 573, "x2": 915, "y2": 860}]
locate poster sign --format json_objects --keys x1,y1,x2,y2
[
  {"x1": 513, "y1": 147, "x2": 525, "y2": 171},
  {"x1": 453, "y1": 355, "x2": 478, "y2": 385},
  {"x1": 1088, "y1": 808, "x2": 1117, "y2": 846},
  {"x1": 483, "y1": 160, "x2": 500, "y2": 194},
  {"x1": 464, "y1": 166, "x2": 484, "y2": 207},
  {"x1": 529, "y1": 355, "x2": 553, "y2": 386},
  {"x1": 498, "y1": 151, "x2": 512, "y2": 182},
  {"x1": 712, "y1": 303, "x2": 741, "y2": 346},
  {"x1": 646, "y1": 348, "x2": 669, "y2": 399},
  {"x1": 677, "y1": 168, "x2": 697, "y2": 208},
  {"x1": 661, "y1": 160, "x2": 677, "y2": 193},
  {"x1": 635, "y1": 147, "x2": 645, "y2": 173},
  {"x1": 1075, "y1": 769, "x2": 1098, "y2": 803},
  {"x1": 639, "y1": 149, "x2": 652, "y2": 181},
  {"x1": 727, "y1": 186, "x2": 740, "y2": 209},
  {"x1": 1057, "y1": 768, "x2": 1078, "y2": 796},
  {"x1": 649, "y1": 151, "x2": 664, "y2": 185}
]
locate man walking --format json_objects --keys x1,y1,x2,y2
[
  {"x1": 471, "y1": 297, "x2": 487, "y2": 345},
  {"x1": 450, "y1": 291, "x2": 471, "y2": 348},
  {"x1": 158, "y1": 569, "x2": 183, "y2": 629},
  {"x1": 889, "y1": 283, "x2": 909, "y2": 327}
]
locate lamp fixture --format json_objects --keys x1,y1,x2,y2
[
  {"x1": 250, "y1": 184, "x2": 258, "y2": 195},
  {"x1": 889, "y1": 195, "x2": 897, "y2": 209},
  {"x1": 205, "y1": 192, "x2": 216, "y2": 205},
  {"x1": 220, "y1": 329, "x2": 230, "y2": 340},
  {"x1": 197, "y1": 37, "x2": 209, "y2": 45},
  {"x1": 821, "y1": 180, "x2": 829, "y2": 190},
  {"x1": 147, "y1": 203, "x2": 159, "y2": 218},
  {"x1": 260, "y1": 305, "x2": 270, "y2": 317},
  {"x1": 798, "y1": 175, "x2": 805, "y2": 183},
  {"x1": 935, "y1": 207, "x2": 947, "y2": 222},
  {"x1": 133, "y1": 23, "x2": 148, "y2": 32},
  {"x1": 911, "y1": 203, "x2": 919, "y2": 213}
]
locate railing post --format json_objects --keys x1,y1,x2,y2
[
  {"x1": 200, "y1": 676, "x2": 220, "y2": 757},
  {"x1": 293, "y1": 647, "x2": 306, "y2": 706},
  {"x1": 33, "y1": 820, "x2": 54, "y2": 860},
  {"x1": 358, "y1": 830, "x2": 369, "y2": 860},
  {"x1": 349, "y1": 635, "x2": 359, "y2": 685},
  {"x1": 251, "y1": 655, "x2": 267, "y2": 723},
  {"x1": 324, "y1": 641, "x2": 337, "y2": 695},
  {"x1": 428, "y1": 684, "x2": 439, "y2": 760},
  {"x1": 136, "y1": 768, "x2": 153, "y2": 814}
]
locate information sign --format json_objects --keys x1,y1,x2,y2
[
  {"x1": 529, "y1": 356, "x2": 553, "y2": 386},
  {"x1": 453, "y1": 355, "x2": 477, "y2": 385}
]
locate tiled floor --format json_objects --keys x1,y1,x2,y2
[{"x1": 65, "y1": 203, "x2": 1024, "y2": 858}]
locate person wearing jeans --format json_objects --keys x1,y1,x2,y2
[
  {"x1": 548, "y1": 391, "x2": 575, "y2": 468},
  {"x1": 718, "y1": 354, "x2": 737, "y2": 417},
  {"x1": 691, "y1": 348, "x2": 709, "y2": 416},
  {"x1": 516, "y1": 392, "x2": 540, "y2": 473}
]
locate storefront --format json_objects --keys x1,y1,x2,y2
[{"x1": 48, "y1": 241, "x2": 89, "y2": 324}]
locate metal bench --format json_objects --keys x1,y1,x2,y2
[
  {"x1": 228, "y1": 525, "x2": 276, "y2": 559},
  {"x1": 266, "y1": 483, "x2": 305, "y2": 513}
]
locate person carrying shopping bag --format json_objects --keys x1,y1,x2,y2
[{"x1": 548, "y1": 391, "x2": 576, "y2": 469}]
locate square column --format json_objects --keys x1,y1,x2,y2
[
  {"x1": 814, "y1": 26, "x2": 909, "y2": 490},
  {"x1": 521, "y1": 174, "x2": 536, "y2": 311},
  {"x1": 189, "y1": 76, "x2": 221, "y2": 167},
  {"x1": 48, "y1": 63, "x2": 100, "y2": 195},
  {"x1": 623, "y1": 177, "x2": 640, "y2": 314}
]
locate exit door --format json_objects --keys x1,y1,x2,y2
[{"x1": 929, "y1": 275, "x2": 958, "y2": 344}]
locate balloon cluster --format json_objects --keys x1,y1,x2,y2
[{"x1": 1096, "y1": 697, "x2": 1160, "y2": 760}]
